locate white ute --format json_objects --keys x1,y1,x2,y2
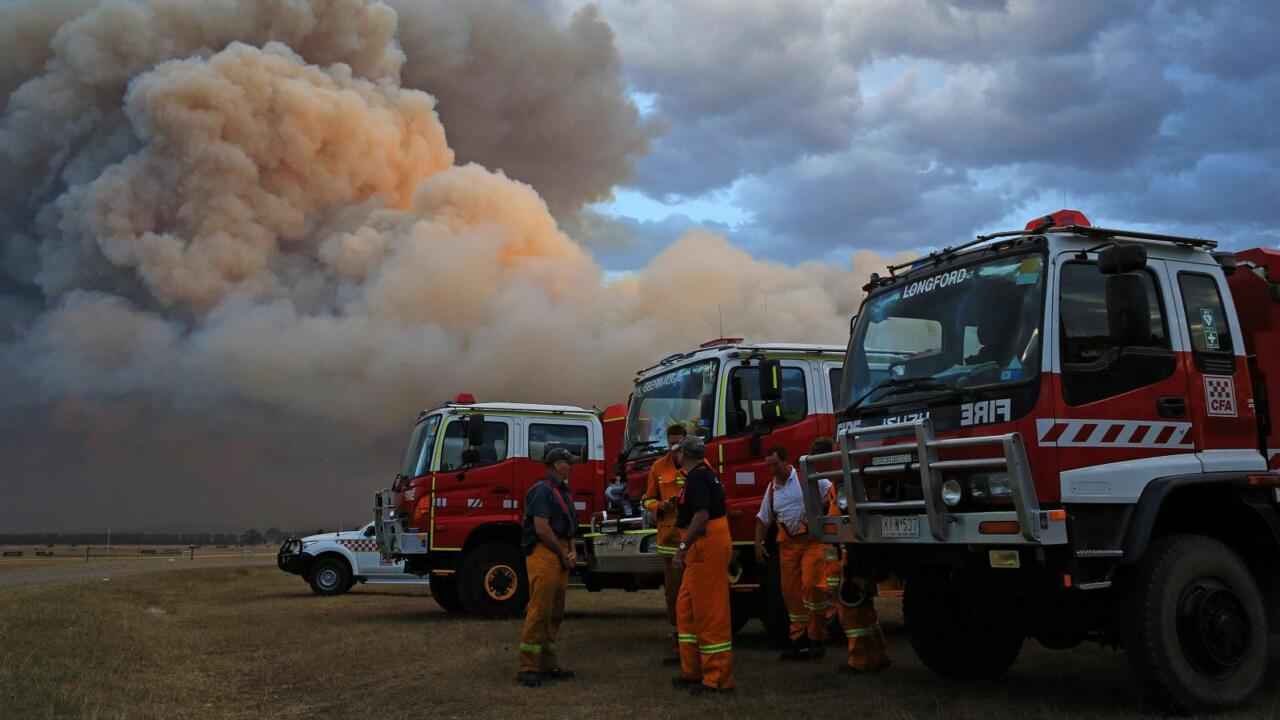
[{"x1": 277, "y1": 523, "x2": 428, "y2": 596}]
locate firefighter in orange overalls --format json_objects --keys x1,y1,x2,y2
[
  {"x1": 755, "y1": 445, "x2": 832, "y2": 660},
  {"x1": 808, "y1": 436, "x2": 891, "y2": 673},
  {"x1": 515, "y1": 448, "x2": 579, "y2": 688},
  {"x1": 641, "y1": 423, "x2": 689, "y2": 665},
  {"x1": 671, "y1": 435, "x2": 734, "y2": 695}
]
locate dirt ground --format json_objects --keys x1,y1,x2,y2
[{"x1": 1, "y1": 564, "x2": 1278, "y2": 720}]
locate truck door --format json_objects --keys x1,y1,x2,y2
[
  {"x1": 524, "y1": 419, "x2": 599, "y2": 517},
  {"x1": 430, "y1": 415, "x2": 514, "y2": 550},
  {"x1": 715, "y1": 359, "x2": 814, "y2": 529},
  {"x1": 1050, "y1": 256, "x2": 1199, "y2": 503},
  {"x1": 1165, "y1": 262, "x2": 1262, "y2": 470}
]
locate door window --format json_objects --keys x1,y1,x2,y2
[
  {"x1": 725, "y1": 366, "x2": 807, "y2": 435},
  {"x1": 439, "y1": 420, "x2": 509, "y2": 471},
  {"x1": 528, "y1": 423, "x2": 589, "y2": 463},
  {"x1": 1178, "y1": 273, "x2": 1236, "y2": 374},
  {"x1": 1059, "y1": 263, "x2": 1174, "y2": 405}
]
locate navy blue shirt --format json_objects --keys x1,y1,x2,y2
[
  {"x1": 521, "y1": 475, "x2": 577, "y2": 554},
  {"x1": 676, "y1": 464, "x2": 726, "y2": 528}
]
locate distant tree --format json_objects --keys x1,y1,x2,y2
[
  {"x1": 263, "y1": 527, "x2": 287, "y2": 544},
  {"x1": 240, "y1": 529, "x2": 266, "y2": 546}
]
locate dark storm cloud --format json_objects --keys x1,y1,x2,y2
[{"x1": 590, "y1": 0, "x2": 1278, "y2": 260}]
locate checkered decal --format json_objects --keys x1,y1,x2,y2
[
  {"x1": 1203, "y1": 375, "x2": 1237, "y2": 417},
  {"x1": 1036, "y1": 418, "x2": 1193, "y2": 448},
  {"x1": 338, "y1": 539, "x2": 379, "y2": 552}
]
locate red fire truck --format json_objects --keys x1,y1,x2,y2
[{"x1": 800, "y1": 210, "x2": 1280, "y2": 712}]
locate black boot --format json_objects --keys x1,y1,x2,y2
[{"x1": 779, "y1": 635, "x2": 812, "y2": 661}]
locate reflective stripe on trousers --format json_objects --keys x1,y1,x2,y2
[{"x1": 676, "y1": 517, "x2": 734, "y2": 690}]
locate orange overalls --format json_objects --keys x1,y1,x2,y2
[
  {"x1": 824, "y1": 487, "x2": 890, "y2": 671},
  {"x1": 767, "y1": 481, "x2": 830, "y2": 643},
  {"x1": 517, "y1": 481, "x2": 574, "y2": 674},
  {"x1": 676, "y1": 516, "x2": 734, "y2": 689},
  {"x1": 641, "y1": 451, "x2": 684, "y2": 654}
]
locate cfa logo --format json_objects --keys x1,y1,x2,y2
[
  {"x1": 1204, "y1": 375, "x2": 1237, "y2": 417},
  {"x1": 961, "y1": 399, "x2": 1011, "y2": 426}
]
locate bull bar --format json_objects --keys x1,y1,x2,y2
[{"x1": 799, "y1": 417, "x2": 1067, "y2": 545}]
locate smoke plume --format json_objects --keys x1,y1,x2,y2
[{"x1": 0, "y1": 0, "x2": 899, "y2": 532}]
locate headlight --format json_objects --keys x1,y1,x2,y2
[
  {"x1": 836, "y1": 491, "x2": 849, "y2": 510},
  {"x1": 968, "y1": 472, "x2": 1012, "y2": 500},
  {"x1": 404, "y1": 488, "x2": 417, "y2": 501},
  {"x1": 941, "y1": 479, "x2": 962, "y2": 507}
]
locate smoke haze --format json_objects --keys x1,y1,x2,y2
[{"x1": 0, "y1": 0, "x2": 898, "y2": 532}]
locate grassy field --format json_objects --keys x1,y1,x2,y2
[{"x1": 1, "y1": 565, "x2": 1278, "y2": 719}]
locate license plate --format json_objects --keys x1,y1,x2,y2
[
  {"x1": 881, "y1": 516, "x2": 920, "y2": 538},
  {"x1": 607, "y1": 536, "x2": 625, "y2": 552}
]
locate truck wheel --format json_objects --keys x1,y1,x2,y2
[
  {"x1": 430, "y1": 573, "x2": 465, "y2": 614},
  {"x1": 307, "y1": 556, "x2": 352, "y2": 597},
  {"x1": 1121, "y1": 534, "x2": 1267, "y2": 713},
  {"x1": 730, "y1": 590, "x2": 755, "y2": 634},
  {"x1": 457, "y1": 542, "x2": 529, "y2": 618},
  {"x1": 903, "y1": 576, "x2": 1022, "y2": 678},
  {"x1": 757, "y1": 552, "x2": 791, "y2": 646}
]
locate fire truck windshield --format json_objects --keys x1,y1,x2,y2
[
  {"x1": 837, "y1": 251, "x2": 1046, "y2": 415},
  {"x1": 625, "y1": 359, "x2": 719, "y2": 455},
  {"x1": 400, "y1": 414, "x2": 441, "y2": 479}
]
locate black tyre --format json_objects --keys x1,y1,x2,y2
[
  {"x1": 756, "y1": 552, "x2": 791, "y2": 646},
  {"x1": 430, "y1": 573, "x2": 465, "y2": 614},
  {"x1": 1121, "y1": 534, "x2": 1267, "y2": 714},
  {"x1": 307, "y1": 556, "x2": 352, "y2": 597},
  {"x1": 903, "y1": 575, "x2": 1023, "y2": 679},
  {"x1": 456, "y1": 542, "x2": 529, "y2": 618}
]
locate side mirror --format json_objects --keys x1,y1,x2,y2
[
  {"x1": 364, "y1": 525, "x2": 375, "y2": 538},
  {"x1": 1106, "y1": 274, "x2": 1151, "y2": 347},
  {"x1": 463, "y1": 415, "x2": 485, "y2": 447},
  {"x1": 1098, "y1": 243, "x2": 1146, "y2": 275},
  {"x1": 758, "y1": 359, "x2": 783, "y2": 402}
]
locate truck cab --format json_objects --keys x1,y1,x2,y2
[
  {"x1": 801, "y1": 210, "x2": 1280, "y2": 712},
  {"x1": 595, "y1": 340, "x2": 846, "y2": 636},
  {"x1": 375, "y1": 397, "x2": 609, "y2": 617}
]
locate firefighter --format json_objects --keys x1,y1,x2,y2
[
  {"x1": 515, "y1": 447, "x2": 579, "y2": 688},
  {"x1": 808, "y1": 437, "x2": 892, "y2": 674},
  {"x1": 755, "y1": 445, "x2": 832, "y2": 660},
  {"x1": 641, "y1": 423, "x2": 690, "y2": 665},
  {"x1": 671, "y1": 435, "x2": 734, "y2": 695}
]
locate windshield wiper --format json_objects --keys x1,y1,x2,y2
[
  {"x1": 844, "y1": 376, "x2": 967, "y2": 417},
  {"x1": 624, "y1": 439, "x2": 663, "y2": 460}
]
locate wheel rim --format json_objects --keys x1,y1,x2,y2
[
  {"x1": 1177, "y1": 578, "x2": 1251, "y2": 678},
  {"x1": 317, "y1": 567, "x2": 340, "y2": 590},
  {"x1": 484, "y1": 564, "x2": 518, "y2": 601}
]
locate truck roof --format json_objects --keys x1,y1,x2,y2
[
  {"x1": 635, "y1": 341, "x2": 845, "y2": 380},
  {"x1": 430, "y1": 401, "x2": 596, "y2": 417}
]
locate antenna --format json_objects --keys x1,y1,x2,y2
[
  {"x1": 718, "y1": 304, "x2": 723, "y2": 338},
  {"x1": 763, "y1": 293, "x2": 768, "y2": 340}
]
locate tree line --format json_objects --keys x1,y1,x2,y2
[{"x1": 0, "y1": 528, "x2": 326, "y2": 546}]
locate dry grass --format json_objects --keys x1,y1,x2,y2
[{"x1": 1, "y1": 566, "x2": 1278, "y2": 719}]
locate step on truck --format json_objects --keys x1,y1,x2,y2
[
  {"x1": 607, "y1": 340, "x2": 851, "y2": 638},
  {"x1": 799, "y1": 210, "x2": 1280, "y2": 713},
  {"x1": 374, "y1": 397, "x2": 659, "y2": 617}
]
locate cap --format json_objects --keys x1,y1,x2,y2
[
  {"x1": 678, "y1": 435, "x2": 706, "y2": 460},
  {"x1": 544, "y1": 447, "x2": 582, "y2": 465}
]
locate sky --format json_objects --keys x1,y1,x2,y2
[
  {"x1": 1, "y1": 0, "x2": 1277, "y2": 533},
  {"x1": 565, "y1": 0, "x2": 1280, "y2": 271}
]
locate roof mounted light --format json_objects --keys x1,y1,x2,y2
[
  {"x1": 1025, "y1": 209, "x2": 1091, "y2": 232},
  {"x1": 454, "y1": 393, "x2": 476, "y2": 404},
  {"x1": 699, "y1": 337, "x2": 744, "y2": 349}
]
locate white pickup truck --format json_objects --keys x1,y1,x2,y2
[{"x1": 277, "y1": 523, "x2": 429, "y2": 596}]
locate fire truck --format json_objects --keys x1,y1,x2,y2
[
  {"x1": 373, "y1": 397, "x2": 649, "y2": 617},
  {"x1": 604, "y1": 340, "x2": 848, "y2": 637},
  {"x1": 799, "y1": 210, "x2": 1280, "y2": 712}
]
